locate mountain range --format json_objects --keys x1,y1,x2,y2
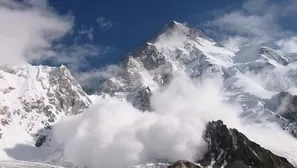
[{"x1": 1, "y1": 21, "x2": 297, "y2": 168}]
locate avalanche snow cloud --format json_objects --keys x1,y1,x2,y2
[{"x1": 54, "y1": 72, "x2": 297, "y2": 168}]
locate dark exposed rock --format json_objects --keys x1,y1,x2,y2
[
  {"x1": 197, "y1": 120, "x2": 295, "y2": 168},
  {"x1": 35, "y1": 135, "x2": 47, "y2": 148},
  {"x1": 132, "y1": 86, "x2": 152, "y2": 111},
  {"x1": 139, "y1": 44, "x2": 166, "y2": 70},
  {"x1": 167, "y1": 120, "x2": 295, "y2": 168}
]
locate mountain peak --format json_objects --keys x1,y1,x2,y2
[
  {"x1": 162, "y1": 20, "x2": 189, "y2": 32},
  {"x1": 167, "y1": 20, "x2": 185, "y2": 28}
]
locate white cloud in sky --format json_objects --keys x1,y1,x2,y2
[
  {"x1": 76, "y1": 65, "x2": 123, "y2": 89},
  {"x1": 205, "y1": 0, "x2": 297, "y2": 52},
  {"x1": 48, "y1": 44, "x2": 101, "y2": 70},
  {"x1": 0, "y1": 0, "x2": 72, "y2": 65},
  {"x1": 0, "y1": 0, "x2": 117, "y2": 83}
]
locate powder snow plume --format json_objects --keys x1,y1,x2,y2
[{"x1": 53, "y1": 72, "x2": 297, "y2": 168}]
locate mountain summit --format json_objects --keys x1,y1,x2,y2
[{"x1": 96, "y1": 21, "x2": 233, "y2": 111}]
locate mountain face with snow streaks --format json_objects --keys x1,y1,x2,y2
[
  {"x1": 95, "y1": 21, "x2": 297, "y2": 138},
  {"x1": 96, "y1": 21, "x2": 234, "y2": 111},
  {"x1": 0, "y1": 64, "x2": 91, "y2": 150}
]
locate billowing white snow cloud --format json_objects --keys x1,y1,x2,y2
[
  {"x1": 54, "y1": 72, "x2": 297, "y2": 168},
  {"x1": 53, "y1": 73, "x2": 238, "y2": 168}
]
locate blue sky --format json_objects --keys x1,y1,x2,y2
[
  {"x1": 47, "y1": 0, "x2": 244, "y2": 69},
  {"x1": 1, "y1": 0, "x2": 297, "y2": 87}
]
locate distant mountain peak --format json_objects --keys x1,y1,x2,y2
[
  {"x1": 165, "y1": 20, "x2": 190, "y2": 32},
  {"x1": 166, "y1": 20, "x2": 186, "y2": 29}
]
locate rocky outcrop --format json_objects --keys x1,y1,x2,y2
[
  {"x1": 35, "y1": 135, "x2": 47, "y2": 147},
  {"x1": 165, "y1": 120, "x2": 295, "y2": 168},
  {"x1": 197, "y1": 120, "x2": 294, "y2": 168},
  {"x1": 131, "y1": 86, "x2": 152, "y2": 111}
]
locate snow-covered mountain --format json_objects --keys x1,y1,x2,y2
[
  {"x1": 0, "y1": 64, "x2": 91, "y2": 160},
  {"x1": 96, "y1": 21, "x2": 234, "y2": 111},
  {"x1": 2, "y1": 21, "x2": 297, "y2": 168},
  {"x1": 96, "y1": 21, "x2": 297, "y2": 137}
]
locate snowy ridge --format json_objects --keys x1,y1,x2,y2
[{"x1": 0, "y1": 64, "x2": 91, "y2": 160}]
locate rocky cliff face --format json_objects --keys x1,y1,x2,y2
[
  {"x1": 0, "y1": 64, "x2": 91, "y2": 145},
  {"x1": 197, "y1": 120, "x2": 294, "y2": 168}
]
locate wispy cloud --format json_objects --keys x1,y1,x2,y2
[
  {"x1": 76, "y1": 65, "x2": 123, "y2": 90},
  {"x1": 96, "y1": 17, "x2": 113, "y2": 31},
  {"x1": 204, "y1": 0, "x2": 297, "y2": 52},
  {"x1": 49, "y1": 44, "x2": 115, "y2": 70},
  {"x1": 77, "y1": 25, "x2": 94, "y2": 41}
]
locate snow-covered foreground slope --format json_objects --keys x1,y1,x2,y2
[
  {"x1": 0, "y1": 160, "x2": 64, "y2": 168},
  {"x1": 2, "y1": 21, "x2": 297, "y2": 168}
]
